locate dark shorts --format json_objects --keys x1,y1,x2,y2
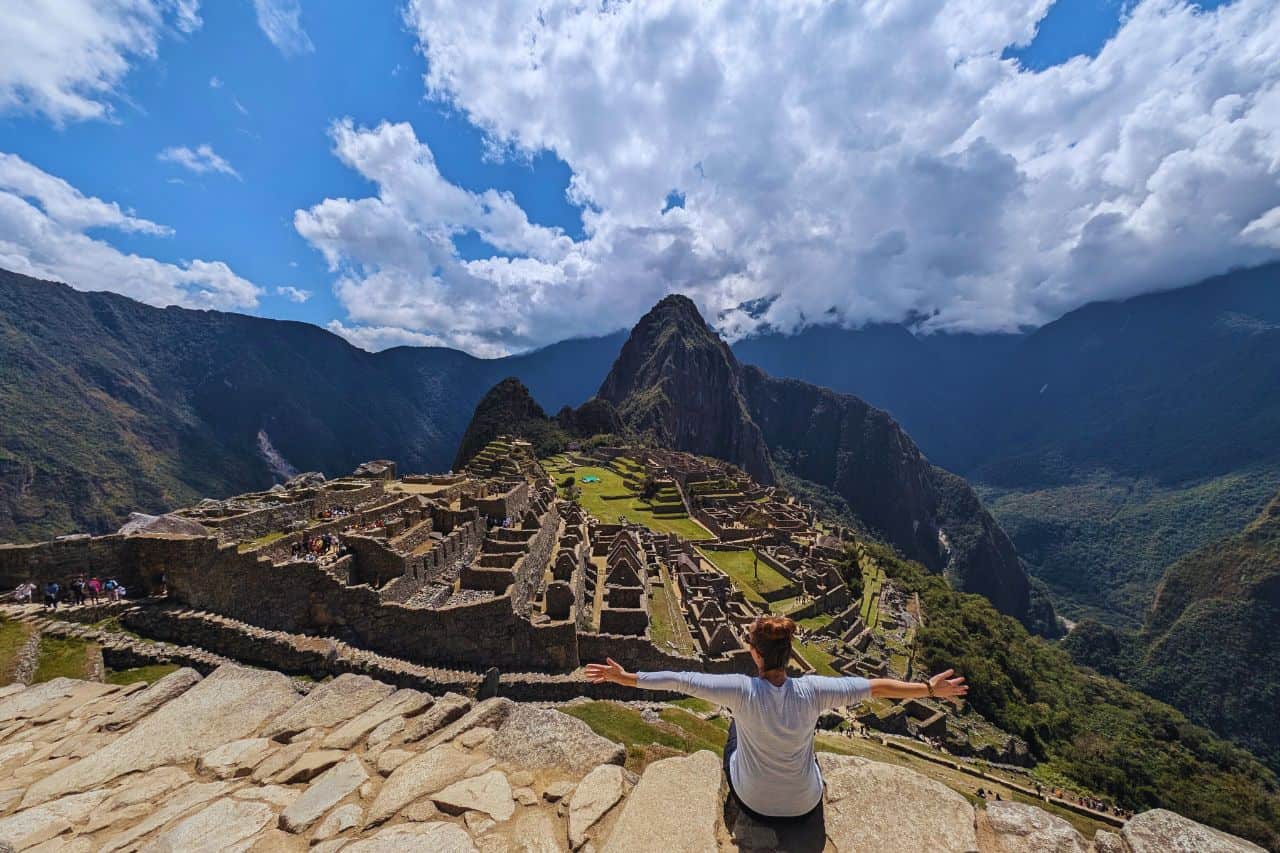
[{"x1": 723, "y1": 720, "x2": 823, "y2": 824}]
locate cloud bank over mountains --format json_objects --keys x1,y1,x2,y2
[
  {"x1": 0, "y1": 0, "x2": 1278, "y2": 354},
  {"x1": 311, "y1": 0, "x2": 1280, "y2": 353}
]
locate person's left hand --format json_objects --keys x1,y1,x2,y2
[{"x1": 929, "y1": 669, "x2": 968, "y2": 698}]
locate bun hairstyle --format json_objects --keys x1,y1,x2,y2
[{"x1": 747, "y1": 615, "x2": 797, "y2": 672}]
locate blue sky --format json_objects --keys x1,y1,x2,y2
[
  {"x1": 0, "y1": 0, "x2": 1274, "y2": 355},
  {"x1": 0, "y1": 2, "x2": 584, "y2": 334}
]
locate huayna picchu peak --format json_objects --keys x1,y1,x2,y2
[{"x1": 590, "y1": 292, "x2": 1053, "y2": 634}]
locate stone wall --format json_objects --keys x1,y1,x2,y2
[
  {"x1": 202, "y1": 500, "x2": 314, "y2": 543},
  {"x1": 0, "y1": 533, "x2": 213, "y2": 594},
  {"x1": 342, "y1": 534, "x2": 406, "y2": 588},
  {"x1": 164, "y1": 538, "x2": 579, "y2": 671}
]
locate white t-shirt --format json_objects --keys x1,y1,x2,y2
[{"x1": 637, "y1": 671, "x2": 871, "y2": 817}]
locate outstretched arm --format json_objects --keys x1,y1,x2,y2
[
  {"x1": 585, "y1": 658, "x2": 746, "y2": 708},
  {"x1": 870, "y1": 669, "x2": 968, "y2": 700}
]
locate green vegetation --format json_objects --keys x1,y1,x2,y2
[
  {"x1": 238, "y1": 530, "x2": 285, "y2": 552},
  {"x1": 546, "y1": 457, "x2": 712, "y2": 540},
  {"x1": 865, "y1": 540, "x2": 1280, "y2": 849},
  {"x1": 1062, "y1": 492, "x2": 1280, "y2": 776},
  {"x1": 32, "y1": 636, "x2": 91, "y2": 683},
  {"x1": 648, "y1": 572, "x2": 698, "y2": 656},
  {"x1": 793, "y1": 639, "x2": 840, "y2": 676},
  {"x1": 105, "y1": 663, "x2": 181, "y2": 685},
  {"x1": 563, "y1": 701, "x2": 726, "y2": 772},
  {"x1": 0, "y1": 617, "x2": 33, "y2": 686},
  {"x1": 697, "y1": 547, "x2": 791, "y2": 603},
  {"x1": 981, "y1": 466, "x2": 1280, "y2": 625}
]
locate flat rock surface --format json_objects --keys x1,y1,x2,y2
[
  {"x1": 432, "y1": 769, "x2": 515, "y2": 822},
  {"x1": 344, "y1": 821, "x2": 479, "y2": 852},
  {"x1": 139, "y1": 797, "x2": 274, "y2": 853},
  {"x1": 366, "y1": 743, "x2": 476, "y2": 826},
  {"x1": 489, "y1": 705, "x2": 625, "y2": 774},
  {"x1": 983, "y1": 800, "x2": 1087, "y2": 853},
  {"x1": 98, "y1": 668, "x2": 201, "y2": 731},
  {"x1": 818, "y1": 753, "x2": 977, "y2": 853},
  {"x1": 1123, "y1": 808, "x2": 1266, "y2": 853},
  {"x1": 322, "y1": 688, "x2": 432, "y2": 749},
  {"x1": 24, "y1": 665, "x2": 299, "y2": 807},
  {"x1": 278, "y1": 754, "x2": 368, "y2": 833},
  {"x1": 601, "y1": 750, "x2": 723, "y2": 853},
  {"x1": 569, "y1": 764, "x2": 625, "y2": 848},
  {"x1": 402, "y1": 692, "x2": 472, "y2": 743},
  {"x1": 265, "y1": 674, "x2": 393, "y2": 740},
  {"x1": 0, "y1": 672, "x2": 1261, "y2": 853}
]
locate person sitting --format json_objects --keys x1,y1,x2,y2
[{"x1": 586, "y1": 615, "x2": 967, "y2": 823}]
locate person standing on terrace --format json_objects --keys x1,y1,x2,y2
[{"x1": 586, "y1": 615, "x2": 968, "y2": 822}]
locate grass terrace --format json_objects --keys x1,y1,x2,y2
[
  {"x1": 0, "y1": 617, "x2": 32, "y2": 686},
  {"x1": 794, "y1": 638, "x2": 841, "y2": 676},
  {"x1": 33, "y1": 636, "x2": 94, "y2": 682},
  {"x1": 698, "y1": 547, "x2": 792, "y2": 604},
  {"x1": 649, "y1": 566, "x2": 698, "y2": 656},
  {"x1": 105, "y1": 663, "x2": 182, "y2": 686},
  {"x1": 543, "y1": 456, "x2": 713, "y2": 540}
]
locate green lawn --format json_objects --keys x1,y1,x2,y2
[
  {"x1": 238, "y1": 530, "x2": 286, "y2": 552},
  {"x1": 649, "y1": 571, "x2": 698, "y2": 656},
  {"x1": 0, "y1": 618, "x2": 33, "y2": 686},
  {"x1": 550, "y1": 459, "x2": 713, "y2": 540},
  {"x1": 563, "y1": 701, "x2": 727, "y2": 772},
  {"x1": 798, "y1": 614, "x2": 834, "y2": 631},
  {"x1": 794, "y1": 639, "x2": 841, "y2": 676},
  {"x1": 698, "y1": 547, "x2": 793, "y2": 603},
  {"x1": 33, "y1": 636, "x2": 91, "y2": 682},
  {"x1": 105, "y1": 663, "x2": 181, "y2": 685}
]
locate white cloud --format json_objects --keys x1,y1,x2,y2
[
  {"x1": 209, "y1": 75, "x2": 222, "y2": 89},
  {"x1": 276, "y1": 285, "x2": 311, "y2": 303},
  {"x1": 158, "y1": 144, "x2": 240, "y2": 179},
  {"x1": 0, "y1": 0, "x2": 201, "y2": 124},
  {"x1": 294, "y1": 0, "x2": 1280, "y2": 354},
  {"x1": 325, "y1": 319, "x2": 509, "y2": 356},
  {"x1": 0, "y1": 152, "x2": 260, "y2": 310},
  {"x1": 252, "y1": 0, "x2": 313, "y2": 57}
]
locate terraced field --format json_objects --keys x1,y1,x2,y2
[
  {"x1": 696, "y1": 547, "x2": 792, "y2": 604},
  {"x1": 542, "y1": 455, "x2": 712, "y2": 540}
]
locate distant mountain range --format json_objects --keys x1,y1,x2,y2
[
  {"x1": 0, "y1": 268, "x2": 621, "y2": 542},
  {"x1": 4, "y1": 262, "x2": 1279, "y2": 631}
]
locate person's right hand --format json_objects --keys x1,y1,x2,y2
[
  {"x1": 585, "y1": 657, "x2": 629, "y2": 684},
  {"x1": 929, "y1": 669, "x2": 968, "y2": 698}
]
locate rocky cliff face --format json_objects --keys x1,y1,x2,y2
[
  {"x1": 599, "y1": 296, "x2": 1045, "y2": 631},
  {"x1": 597, "y1": 295, "x2": 775, "y2": 485},
  {"x1": 0, "y1": 665, "x2": 1263, "y2": 852}
]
